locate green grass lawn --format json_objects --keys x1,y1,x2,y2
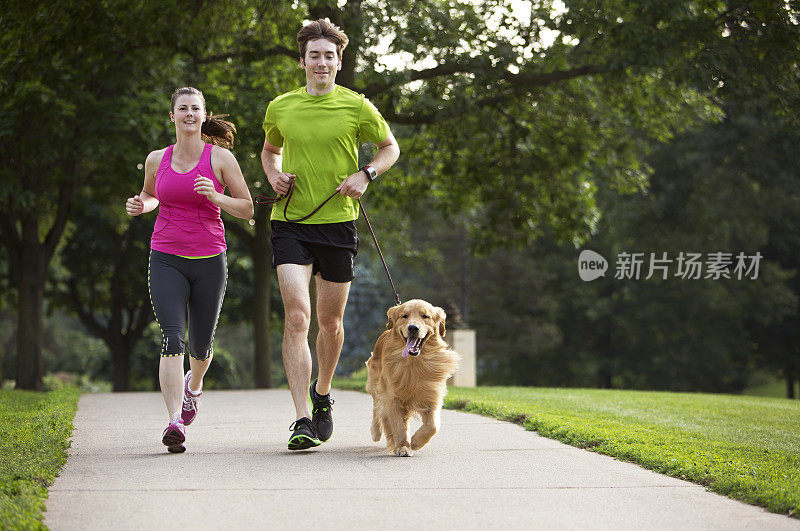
[
  {"x1": 744, "y1": 379, "x2": 799, "y2": 399},
  {"x1": 0, "y1": 386, "x2": 80, "y2": 529},
  {"x1": 334, "y1": 377, "x2": 800, "y2": 518}
]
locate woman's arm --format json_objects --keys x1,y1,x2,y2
[
  {"x1": 126, "y1": 150, "x2": 162, "y2": 216},
  {"x1": 198, "y1": 147, "x2": 254, "y2": 220}
]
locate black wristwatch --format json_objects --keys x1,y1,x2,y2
[{"x1": 361, "y1": 165, "x2": 378, "y2": 181}]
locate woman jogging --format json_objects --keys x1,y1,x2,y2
[{"x1": 125, "y1": 87, "x2": 253, "y2": 453}]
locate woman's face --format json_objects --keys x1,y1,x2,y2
[{"x1": 170, "y1": 94, "x2": 205, "y2": 135}]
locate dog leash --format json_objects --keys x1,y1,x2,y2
[
  {"x1": 358, "y1": 196, "x2": 401, "y2": 306},
  {"x1": 255, "y1": 180, "x2": 402, "y2": 305}
]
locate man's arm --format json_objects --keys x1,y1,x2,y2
[
  {"x1": 337, "y1": 131, "x2": 400, "y2": 199},
  {"x1": 261, "y1": 139, "x2": 296, "y2": 196},
  {"x1": 365, "y1": 131, "x2": 401, "y2": 176}
]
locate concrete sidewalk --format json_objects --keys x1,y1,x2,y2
[{"x1": 45, "y1": 389, "x2": 798, "y2": 530}]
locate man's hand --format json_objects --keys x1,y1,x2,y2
[
  {"x1": 268, "y1": 171, "x2": 296, "y2": 196},
  {"x1": 336, "y1": 171, "x2": 370, "y2": 199}
]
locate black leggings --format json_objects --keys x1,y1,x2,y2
[{"x1": 148, "y1": 250, "x2": 227, "y2": 360}]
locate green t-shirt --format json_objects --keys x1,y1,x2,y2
[{"x1": 262, "y1": 85, "x2": 390, "y2": 223}]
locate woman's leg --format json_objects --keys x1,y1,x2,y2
[
  {"x1": 186, "y1": 252, "x2": 227, "y2": 390},
  {"x1": 159, "y1": 356, "x2": 185, "y2": 419},
  {"x1": 149, "y1": 251, "x2": 190, "y2": 419}
]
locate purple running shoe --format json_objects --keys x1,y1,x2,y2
[
  {"x1": 181, "y1": 371, "x2": 202, "y2": 426},
  {"x1": 162, "y1": 419, "x2": 186, "y2": 453}
]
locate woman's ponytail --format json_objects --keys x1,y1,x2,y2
[{"x1": 202, "y1": 113, "x2": 236, "y2": 149}]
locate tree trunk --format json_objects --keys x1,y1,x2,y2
[
  {"x1": 788, "y1": 364, "x2": 796, "y2": 399},
  {"x1": 110, "y1": 339, "x2": 132, "y2": 392},
  {"x1": 6, "y1": 169, "x2": 74, "y2": 391},
  {"x1": 16, "y1": 248, "x2": 45, "y2": 390},
  {"x1": 252, "y1": 213, "x2": 272, "y2": 388},
  {"x1": 0, "y1": 311, "x2": 9, "y2": 389},
  {"x1": 459, "y1": 225, "x2": 471, "y2": 324}
]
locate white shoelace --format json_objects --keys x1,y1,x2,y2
[{"x1": 183, "y1": 392, "x2": 202, "y2": 411}]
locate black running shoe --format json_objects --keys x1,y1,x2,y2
[
  {"x1": 288, "y1": 417, "x2": 321, "y2": 450},
  {"x1": 310, "y1": 378, "x2": 335, "y2": 442}
]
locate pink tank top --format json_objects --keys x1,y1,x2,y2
[{"x1": 150, "y1": 143, "x2": 227, "y2": 256}]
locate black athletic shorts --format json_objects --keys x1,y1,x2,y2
[{"x1": 270, "y1": 220, "x2": 358, "y2": 283}]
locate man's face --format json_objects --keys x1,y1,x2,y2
[{"x1": 300, "y1": 38, "x2": 341, "y2": 89}]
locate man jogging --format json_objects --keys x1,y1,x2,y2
[{"x1": 261, "y1": 19, "x2": 400, "y2": 450}]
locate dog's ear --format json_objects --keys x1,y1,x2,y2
[
  {"x1": 386, "y1": 304, "x2": 400, "y2": 330},
  {"x1": 435, "y1": 306, "x2": 447, "y2": 337}
]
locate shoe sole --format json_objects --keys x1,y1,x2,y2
[
  {"x1": 288, "y1": 434, "x2": 322, "y2": 450},
  {"x1": 163, "y1": 428, "x2": 186, "y2": 453}
]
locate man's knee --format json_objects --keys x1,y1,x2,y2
[
  {"x1": 318, "y1": 314, "x2": 343, "y2": 337},
  {"x1": 285, "y1": 308, "x2": 311, "y2": 334}
]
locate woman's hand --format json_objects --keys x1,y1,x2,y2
[
  {"x1": 125, "y1": 195, "x2": 144, "y2": 216},
  {"x1": 194, "y1": 175, "x2": 220, "y2": 202}
]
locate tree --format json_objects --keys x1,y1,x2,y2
[
  {"x1": 0, "y1": 247, "x2": 13, "y2": 388},
  {"x1": 180, "y1": 1, "x2": 800, "y2": 247},
  {"x1": 6, "y1": 0, "x2": 798, "y2": 390},
  {"x1": 222, "y1": 0, "x2": 800, "y2": 390},
  {"x1": 51, "y1": 205, "x2": 155, "y2": 391},
  {"x1": 26, "y1": 1, "x2": 304, "y2": 390},
  {"x1": 0, "y1": 0, "x2": 190, "y2": 389},
  {"x1": 368, "y1": 0, "x2": 800, "y2": 246}
]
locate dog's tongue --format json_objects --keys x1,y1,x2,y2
[{"x1": 402, "y1": 336, "x2": 415, "y2": 359}]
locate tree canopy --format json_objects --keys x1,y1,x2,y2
[{"x1": 1, "y1": 0, "x2": 799, "y2": 393}]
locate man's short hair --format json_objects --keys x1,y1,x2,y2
[{"x1": 297, "y1": 19, "x2": 349, "y2": 59}]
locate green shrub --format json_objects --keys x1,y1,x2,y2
[{"x1": 0, "y1": 387, "x2": 80, "y2": 529}]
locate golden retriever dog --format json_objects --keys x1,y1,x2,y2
[{"x1": 366, "y1": 299, "x2": 459, "y2": 456}]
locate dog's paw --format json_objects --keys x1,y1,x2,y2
[
  {"x1": 410, "y1": 425, "x2": 436, "y2": 450},
  {"x1": 393, "y1": 445, "x2": 414, "y2": 457}
]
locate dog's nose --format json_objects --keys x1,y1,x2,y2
[{"x1": 407, "y1": 324, "x2": 419, "y2": 337}]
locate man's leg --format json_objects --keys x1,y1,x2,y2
[
  {"x1": 276, "y1": 263, "x2": 314, "y2": 420},
  {"x1": 314, "y1": 274, "x2": 351, "y2": 394}
]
